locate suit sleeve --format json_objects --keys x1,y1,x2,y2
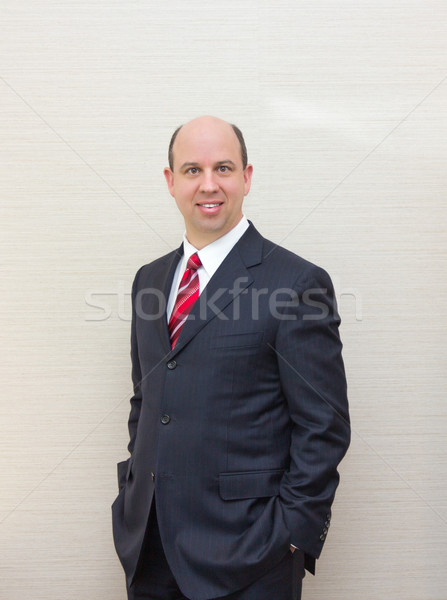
[
  {"x1": 127, "y1": 266, "x2": 144, "y2": 456},
  {"x1": 275, "y1": 264, "x2": 350, "y2": 564}
]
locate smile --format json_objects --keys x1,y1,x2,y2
[{"x1": 198, "y1": 203, "x2": 223, "y2": 208}]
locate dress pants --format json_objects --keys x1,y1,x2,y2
[{"x1": 128, "y1": 503, "x2": 304, "y2": 600}]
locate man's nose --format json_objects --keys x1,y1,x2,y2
[{"x1": 199, "y1": 171, "x2": 219, "y2": 193}]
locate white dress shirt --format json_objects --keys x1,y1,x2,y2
[{"x1": 166, "y1": 216, "x2": 249, "y2": 321}]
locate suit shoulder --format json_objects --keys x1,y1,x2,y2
[
  {"x1": 132, "y1": 248, "x2": 181, "y2": 286},
  {"x1": 138, "y1": 250, "x2": 178, "y2": 272},
  {"x1": 260, "y1": 236, "x2": 331, "y2": 285}
]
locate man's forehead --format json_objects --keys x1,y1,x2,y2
[{"x1": 169, "y1": 115, "x2": 245, "y2": 171}]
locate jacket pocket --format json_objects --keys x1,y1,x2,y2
[
  {"x1": 219, "y1": 468, "x2": 285, "y2": 500},
  {"x1": 117, "y1": 458, "x2": 133, "y2": 490},
  {"x1": 211, "y1": 331, "x2": 263, "y2": 349}
]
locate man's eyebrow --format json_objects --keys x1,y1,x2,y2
[
  {"x1": 180, "y1": 162, "x2": 200, "y2": 170},
  {"x1": 216, "y1": 160, "x2": 236, "y2": 167},
  {"x1": 179, "y1": 160, "x2": 237, "y2": 170}
]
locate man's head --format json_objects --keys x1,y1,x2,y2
[{"x1": 164, "y1": 116, "x2": 253, "y2": 249}]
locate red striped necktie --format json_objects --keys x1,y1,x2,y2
[{"x1": 168, "y1": 252, "x2": 202, "y2": 348}]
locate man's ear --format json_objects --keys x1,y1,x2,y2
[
  {"x1": 243, "y1": 164, "x2": 253, "y2": 196},
  {"x1": 164, "y1": 167, "x2": 175, "y2": 198}
]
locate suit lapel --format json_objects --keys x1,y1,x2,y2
[
  {"x1": 152, "y1": 245, "x2": 183, "y2": 354},
  {"x1": 170, "y1": 223, "x2": 264, "y2": 357}
]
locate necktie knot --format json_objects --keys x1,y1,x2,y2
[{"x1": 187, "y1": 252, "x2": 202, "y2": 271}]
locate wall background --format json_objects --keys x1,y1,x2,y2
[{"x1": 1, "y1": 1, "x2": 446, "y2": 598}]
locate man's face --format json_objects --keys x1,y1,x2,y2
[{"x1": 164, "y1": 117, "x2": 253, "y2": 249}]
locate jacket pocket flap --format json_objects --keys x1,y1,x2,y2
[
  {"x1": 211, "y1": 332, "x2": 263, "y2": 349},
  {"x1": 219, "y1": 469, "x2": 285, "y2": 500}
]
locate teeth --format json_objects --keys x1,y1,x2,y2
[{"x1": 201, "y1": 203, "x2": 220, "y2": 208}]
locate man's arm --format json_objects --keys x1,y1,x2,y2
[
  {"x1": 275, "y1": 264, "x2": 350, "y2": 565},
  {"x1": 115, "y1": 267, "x2": 144, "y2": 492},
  {"x1": 127, "y1": 266, "x2": 144, "y2": 456}
]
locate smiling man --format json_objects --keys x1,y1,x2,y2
[{"x1": 112, "y1": 116, "x2": 350, "y2": 600}]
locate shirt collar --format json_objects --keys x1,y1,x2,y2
[{"x1": 182, "y1": 215, "x2": 249, "y2": 279}]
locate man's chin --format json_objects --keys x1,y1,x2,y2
[{"x1": 188, "y1": 220, "x2": 232, "y2": 247}]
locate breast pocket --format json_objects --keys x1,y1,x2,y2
[{"x1": 211, "y1": 331, "x2": 263, "y2": 350}]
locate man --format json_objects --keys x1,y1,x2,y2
[{"x1": 112, "y1": 116, "x2": 350, "y2": 600}]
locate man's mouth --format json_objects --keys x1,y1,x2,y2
[{"x1": 196, "y1": 202, "x2": 224, "y2": 215}]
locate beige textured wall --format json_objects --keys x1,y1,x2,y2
[{"x1": 1, "y1": 2, "x2": 446, "y2": 598}]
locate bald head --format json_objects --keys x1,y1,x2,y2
[{"x1": 168, "y1": 116, "x2": 248, "y2": 171}]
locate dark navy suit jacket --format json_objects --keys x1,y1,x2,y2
[{"x1": 112, "y1": 223, "x2": 350, "y2": 600}]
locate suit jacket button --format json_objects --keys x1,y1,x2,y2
[
  {"x1": 320, "y1": 534, "x2": 325, "y2": 541},
  {"x1": 151, "y1": 472, "x2": 155, "y2": 481},
  {"x1": 167, "y1": 360, "x2": 177, "y2": 369},
  {"x1": 161, "y1": 414, "x2": 171, "y2": 424},
  {"x1": 325, "y1": 521, "x2": 330, "y2": 527},
  {"x1": 323, "y1": 528, "x2": 328, "y2": 535}
]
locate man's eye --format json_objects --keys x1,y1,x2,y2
[
  {"x1": 187, "y1": 167, "x2": 199, "y2": 175},
  {"x1": 218, "y1": 166, "x2": 230, "y2": 173}
]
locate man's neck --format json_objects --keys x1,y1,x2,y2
[{"x1": 185, "y1": 217, "x2": 245, "y2": 250}]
